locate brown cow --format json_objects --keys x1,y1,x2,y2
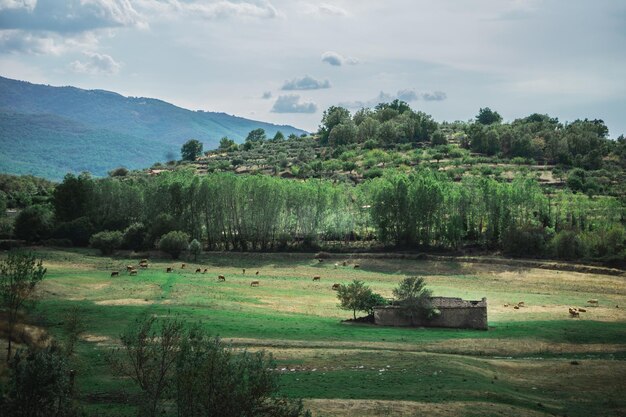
[
  {"x1": 195, "y1": 268, "x2": 202, "y2": 273},
  {"x1": 250, "y1": 280, "x2": 259, "y2": 287},
  {"x1": 166, "y1": 267, "x2": 173, "y2": 273},
  {"x1": 342, "y1": 261, "x2": 347, "y2": 267},
  {"x1": 587, "y1": 299, "x2": 599, "y2": 305},
  {"x1": 218, "y1": 275, "x2": 226, "y2": 281},
  {"x1": 203, "y1": 269, "x2": 208, "y2": 274},
  {"x1": 181, "y1": 263, "x2": 186, "y2": 269},
  {"x1": 353, "y1": 264, "x2": 360, "y2": 269},
  {"x1": 255, "y1": 271, "x2": 259, "y2": 275},
  {"x1": 130, "y1": 270, "x2": 138, "y2": 276},
  {"x1": 126, "y1": 265, "x2": 134, "y2": 272},
  {"x1": 313, "y1": 276, "x2": 321, "y2": 281},
  {"x1": 140, "y1": 263, "x2": 148, "y2": 269},
  {"x1": 517, "y1": 301, "x2": 525, "y2": 307},
  {"x1": 318, "y1": 259, "x2": 324, "y2": 263},
  {"x1": 513, "y1": 305, "x2": 520, "y2": 310},
  {"x1": 569, "y1": 307, "x2": 579, "y2": 318},
  {"x1": 332, "y1": 283, "x2": 340, "y2": 291},
  {"x1": 140, "y1": 259, "x2": 148, "y2": 264},
  {"x1": 111, "y1": 271, "x2": 119, "y2": 277},
  {"x1": 578, "y1": 308, "x2": 587, "y2": 312},
  {"x1": 242, "y1": 268, "x2": 246, "y2": 274}
]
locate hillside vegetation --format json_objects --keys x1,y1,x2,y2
[{"x1": 0, "y1": 76, "x2": 306, "y2": 179}]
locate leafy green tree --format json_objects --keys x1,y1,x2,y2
[
  {"x1": 476, "y1": 107, "x2": 503, "y2": 125},
  {"x1": 13, "y1": 204, "x2": 54, "y2": 242},
  {"x1": 53, "y1": 216, "x2": 94, "y2": 247},
  {"x1": 123, "y1": 222, "x2": 147, "y2": 251},
  {"x1": 392, "y1": 276, "x2": 435, "y2": 323},
  {"x1": 0, "y1": 251, "x2": 47, "y2": 360},
  {"x1": 328, "y1": 121, "x2": 357, "y2": 146},
  {"x1": 52, "y1": 172, "x2": 93, "y2": 223},
  {"x1": 181, "y1": 139, "x2": 204, "y2": 161},
  {"x1": 158, "y1": 231, "x2": 190, "y2": 259},
  {"x1": 2, "y1": 344, "x2": 77, "y2": 416},
  {"x1": 431, "y1": 130, "x2": 447, "y2": 145},
  {"x1": 219, "y1": 136, "x2": 236, "y2": 151},
  {"x1": 108, "y1": 315, "x2": 184, "y2": 417},
  {"x1": 272, "y1": 131, "x2": 285, "y2": 142},
  {"x1": 246, "y1": 128, "x2": 267, "y2": 143},
  {"x1": 319, "y1": 106, "x2": 351, "y2": 145},
  {"x1": 147, "y1": 213, "x2": 177, "y2": 246},
  {"x1": 89, "y1": 230, "x2": 123, "y2": 255},
  {"x1": 337, "y1": 279, "x2": 373, "y2": 319},
  {"x1": 188, "y1": 238, "x2": 202, "y2": 261}
]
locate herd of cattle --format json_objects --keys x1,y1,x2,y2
[
  {"x1": 503, "y1": 299, "x2": 600, "y2": 317},
  {"x1": 109, "y1": 259, "x2": 356, "y2": 290}
]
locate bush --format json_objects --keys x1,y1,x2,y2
[
  {"x1": 90, "y1": 230, "x2": 123, "y2": 255},
  {"x1": 13, "y1": 205, "x2": 54, "y2": 243},
  {"x1": 53, "y1": 216, "x2": 94, "y2": 247},
  {"x1": 188, "y1": 238, "x2": 202, "y2": 261},
  {"x1": 551, "y1": 230, "x2": 586, "y2": 260},
  {"x1": 2, "y1": 345, "x2": 77, "y2": 417},
  {"x1": 158, "y1": 231, "x2": 190, "y2": 259},
  {"x1": 502, "y1": 225, "x2": 548, "y2": 257},
  {"x1": 123, "y1": 222, "x2": 147, "y2": 251},
  {"x1": 363, "y1": 168, "x2": 383, "y2": 179}
]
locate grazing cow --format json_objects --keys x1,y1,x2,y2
[
  {"x1": 166, "y1": 267, "x2": 173, "y2": 273},
  {"x1": 140, "y1": 263, "x2": 148, "y2": 269},
  {"x1": 126, "y1": 265, "x2": 134, "y2": 272},
  {"x1": 517, "y1": 301, "x2": 525, "y2": 307},
  {"x1": 250, "y1": 280, "x2": 259, "y2": 287},
  {"x1": 513, "y1": 305, "x2": 519, "y2": 310},
  {"x1": 195, "y1": 268, "x2": 202, "y2": 273},
  {"x1": 569, "y1": 307, "x2": 579, "y2": 318},
  {"x1": 203, "y1": 269, "x2": 208, "y2": 274},
  {"x1": 332, "y1": 283, "x2": 340, "y2": 291},
  {"x1": 334, "y1": 263, "x2": 338, "y2": 269},
  {"x1": 242, "y1": 268, "x2": 246, "y2": 274},
  {"x1": 313, "y1": 276, "x2": 321, "y2": 281},
  {"x1": 218, "y1": 275, "x2": 225, "y2": 281},
  {"x1": 255, "y1": 271, "x2": 259, "y2": 275},
  {"x1": 353, "y1": 264, "x2": 360, "y2": 269},
  {"x1": 342, "y1": 261, "x2": 347, "y2": 267},
  {"x1": 140, "y1": 259, "x2": 148, "y2": 264},
  {"x1": 130, "y1": 270, "x2": 138, "y2": 276},
  {"x1": 318, "y1": 259, "x2": 324, "y2": 263},
  {"x1": 587, "y1": 299, "x2": 599, "y2": 305},
  {"x1": 181, "y1": 263, "x2": 186, "y2": 269},
  {"x1": 111, "y1": 271, "x2": 119, "y2": 277},
  {"x1": 503, "y1": 303, "x2": 509, "y2": 307},
  {"x1": 578, "y1": 308, "x2": 587, "y2": 312}
]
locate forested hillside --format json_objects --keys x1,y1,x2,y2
[{"x1": 0, "y1": 76, "x2": 306, "y2": 179}]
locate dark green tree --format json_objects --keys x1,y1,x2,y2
[
  {"x1": 52, "y1": 173, "x2": 93, "y2": 223},
  {"x1": 158, "y1": 231, "x2": 190, "y2": 259},
  {"x1": 89, "y1": 230, "x2": 123, "y2": 255},
  {"x1": 392, "y1": 276, "x2": 435, "y2": 323},
  {"x1": 336, "y1": 279, "x2": 373, "y2": 319},
  {"x1": 0, "y1": 251, "x2": 47, "y2": 360},
  {"x1": 476, "y1": 107, "x2": 503, "y2": 125},
  {"x1": 181, "y1": 139, "x2": 204, "y2": 161},
  {"x1": 13, "y1": 204, "x2": 54, "y2": 243},
  {"x1": 246, "y1": 128, "x2": 267, "y2": 143}
]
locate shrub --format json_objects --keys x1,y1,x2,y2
[
  {"x1": 551, "y1": 230, "x2": 586, "y2": 260},
  {"x1": 158, "y1": 231, "x2": 190, "y2": 259},
  {"x1": 123, "y1": 222, "x2": 147, "y2": 251},
  {"x1": 13, "y1": 205, "x2": 54, "y2": 243},
  {"x1": 188, "y1": 238, "x2": 202, "y2": 261},
  {"x1": 53, "y1": 216, "x2": 94, "y2": 247},
  {"x1": 363, "y1": 168, "x2": 383, "y2": 179},
  {"x1": 90, "y1": 230, "x2": 123, "y2": 255},
  {"x1": 502, "y1": 225, "x2": 548, "y2": 257}
]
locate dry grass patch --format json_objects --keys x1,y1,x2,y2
[
  {"x1": 94, "y1": 298, "x2": 152, "y2": 306},
  {"x1": 303, "y1": 399, "x2": 548, "y2": 417}
]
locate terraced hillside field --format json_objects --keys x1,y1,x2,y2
[{"x1": 2, "y1": 249, "x2": 625, "y2": 417}]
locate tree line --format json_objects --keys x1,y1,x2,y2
[{"x1": 7, "y1": 167, "x2": 624, "y2": 262}]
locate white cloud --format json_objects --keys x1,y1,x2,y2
[
  {"x1": 321, "y1": 50, "x2": 358, "y2": 66},
  {"x1": 0, "y1": 29, "x2": 98, "y2": 54},
  {"x1": 302, "y1": 3, "x2": 348, "y2": 17},
  {"x1": 0, "y1": 0, "x2": 36, "y2": 12},
  {"x1": 271, "y1": 94, "x2": 317, "y2": 113},
  {"x1": 138, "y1": 0, "x2": 281, "y2": 21},
  {"x1": 281, "y1": 75, "x2": 330, "y2": 90},
  {"x1": 70, "y1": 51, "x2": 121, "y2": 74},
  {"x1": 261, "y1": 91, "x2": 272, "y2": 99},
  {"x1": 339, "y1": 89, "x2": 447, "y2": 109}
]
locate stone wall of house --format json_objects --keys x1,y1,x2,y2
[{"x1": 373, "y1": 297, "x2": 488, "y2": 330}]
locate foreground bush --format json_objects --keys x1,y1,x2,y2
[{"x1": 158, "y1": 231, "x2": 190, "y2": 259}]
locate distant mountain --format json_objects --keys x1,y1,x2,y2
[{"x1": 0, "y1": 76, "x2": 307, "y2": 180}]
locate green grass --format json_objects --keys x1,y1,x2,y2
[{"x1": 5, "y1": 248, "x2": 626, "y2": 417}]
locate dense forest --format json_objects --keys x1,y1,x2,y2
[{"x1": 1, "y1": 102, "x2": 624, "y2": 264}]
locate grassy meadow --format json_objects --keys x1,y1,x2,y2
[{"x1": 2, "y1": 248, "x2": 626, "y2": 417}]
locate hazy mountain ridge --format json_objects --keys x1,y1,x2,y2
[{"x1": 0, "y1": 76, "x2": 307, "y2": 180}]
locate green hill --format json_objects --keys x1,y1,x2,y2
[{"x1": 0, "y1": 76, "x2": 306, "y2": 180}]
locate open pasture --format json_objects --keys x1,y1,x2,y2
[{"x1": 6, "y1": 248, "x2": 626, "y2": 417}]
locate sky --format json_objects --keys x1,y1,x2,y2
[{"x1": 0, "y1": 0, "x2": 625, "y2": 136}]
